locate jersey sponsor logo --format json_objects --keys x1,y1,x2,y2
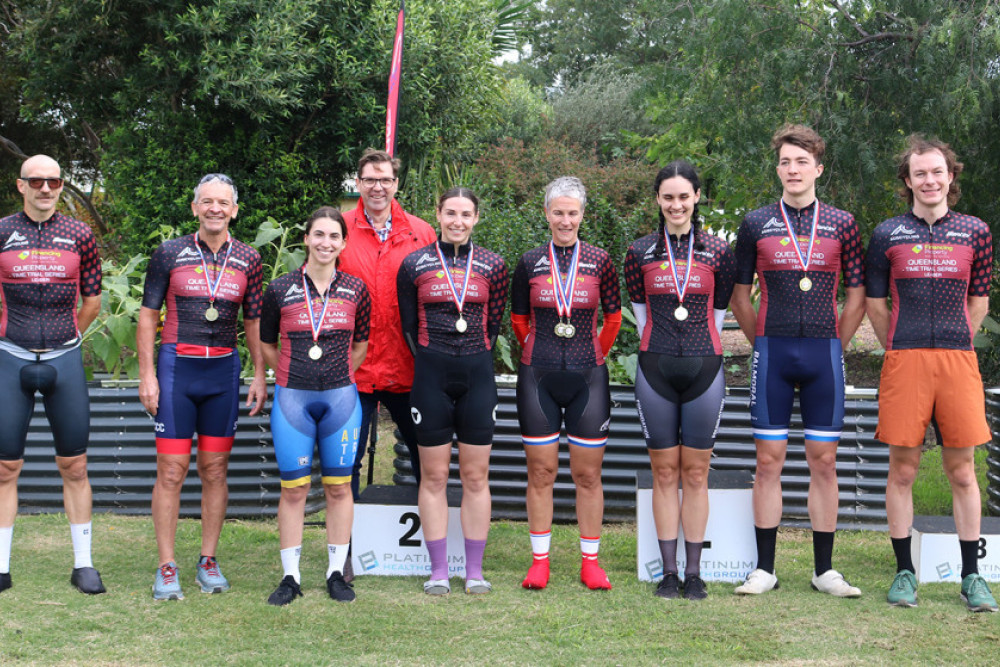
[
  {"x1": 297, "y1": 456, "x2": 309, "y2": 467},
  {"x1": 178, "y1": 247, "x2": 201, "y2": 259},
  {"x1": 763, "y1": 217, "x2": 783, "y2": 230},
  {"x1": 533, "y1": 255, "x2": 551, "y2": 269},
  {"x1": 17, "y1": 249, "x2": 61, "y2": 260},
  {"x1": 472, "y1": 259, "x2": 494, "y2": 271},
  {"x1": 415, "y1": 252, "x2": 437, "y2": 268},
  {"x1": 945, "y1": 231, "x2": 971, "y2": 239},
  {"x1": 817, "y1": 225, "x2": 837, "y2": 233},
  {"x1": 599, "y1": 417, "x2": 610, "y2": 433},
  {"x1": 284, "y1": 283, "x2": 305, "y2": 300},
  {"x1": 335, "y1": 286, "x2": 356, "y2": 296},
  {"x1": 891, "y1": 224, "x2": 916, "y2": 237},
  {"x1": 410, "y1": 407, "x2": 422, "y2": 425},
  {"x1": 230, "y1": 257, "x2": 249, "y2": 268},
  {"x1": 643, "y1": 244, "x2": 658, "y2": 258},
  {"x1": 579, "y1": 262, "x2": 597, "y2": 269},
  {"x1": 2, "y1": 230, "x2": 28, "y2": 249},
  {"x1": 694, "y1": 249, "x2": 714, "y2": 259},
  {"x1": 52, "y1": 236, "x2": 76, "y2": 245}
]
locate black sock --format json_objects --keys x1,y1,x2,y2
[
  {"x1": 891, "y1": 536, "x2": 914, "y2": 573},
  {"x1": 684, "y1": 540, "x2": 704, "y2": 579},
  {"x1": 812, "y1": 531, "x2": 834, "y2": 576},
  {"x1": 657, "y1": 539, "x2": 678, "y2": 575},
  {"x1": 755, "y1": 525, "x2": 778, "y2": 574},
  {"x1": 960, "y1": 539, "x2": 980, "y2": 579}
]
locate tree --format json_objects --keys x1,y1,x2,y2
[
  {"x1": 3, "y1": 0, "x2": 514, "y2": 253},
  {"x1": 643, "y1": 0, "x2": 1000, "y2": 235}
]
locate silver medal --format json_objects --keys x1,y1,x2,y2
[
  {"x1": 555, "y1": 322, "x2": 566, "y2": 337},
  {"x1": 563, "y1": 323, "x2": 576, "y2": 338},
  {"x1": 308, "y1": 344, "x2": 323, "y2": 360},
  {"x1": 456, "y1": 317, "x2": 468, "y2": 333},
  {"x1": 674, "y1": 305, "x2": 689, "y2": 321}
]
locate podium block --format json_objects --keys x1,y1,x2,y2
[
  {"x1": 351, "y1": 485, "x2": 466, "y2": 577},
  {"x1": 911, "y1": 515, "x2": 1000, "y2": 583},
  {"x1": 636, "y1": 469, "x2": 756, "y2": 583}
]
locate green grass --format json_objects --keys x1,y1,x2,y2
[
  {"x1": 2, "y1": 516, "x2": 999, "y2": 665},
  {"x1": 913, "y1": 447, "x2": 990, "y2": 516}
]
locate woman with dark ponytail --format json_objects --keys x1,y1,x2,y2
[{"x1": 622, "y1": 160, "x2": 736, "y2": 600}]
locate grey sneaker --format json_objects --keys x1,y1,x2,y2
[
  {"x1": 196, "y1": 556, "x2": 230, "y2": 594},
  {"x1": 961, "y1": 573, "x2": 998, "y2": 613},
  {"x1": 153, "y1": 562, "x2": 184, "y2": 601}
]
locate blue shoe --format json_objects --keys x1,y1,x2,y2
[
  {"x1": 153, "y1": 562, "x2": 184, "y2": 601},
  {"x1": 961, "y1": 573, "x2": 998, "y2": 612},
  {"x1": 196, "y1": 556, "x2": 230, "y2": 594}
]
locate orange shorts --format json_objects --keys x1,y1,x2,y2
[{"x1": 876, "y1": 349, "x2": 990, "y2": 448}]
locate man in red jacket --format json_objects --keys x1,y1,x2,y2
[{"x1": 339, "y1": 149, "x2": 436, "y2": 500}]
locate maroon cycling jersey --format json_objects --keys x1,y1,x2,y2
[
  {"x1": 397, "y1": 240, "x2": 509, "y2": 356},
  {"x1": 0, "y1": 211, "x2": 102, "y2": 350},
  {"x1": 735, "y1": 200, "x2": 864, "y2": 339},
  {"x1": 142, "y1": 233, "x2": 262, "y2": 350},
  {"x1": 865, "y1": 210, "x2": 991, "y2": 351},
  {"x1": 260, "y1": 267, "x2": 370, "y2": 390},
  {"x1": 624, "y1": 230, "x2": 736, "y2": 356},
  {"x1": 511, "y1": 240, "x2": 621, "y2": 370}
]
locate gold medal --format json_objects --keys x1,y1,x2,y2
[
  {"x1": 799, "y1": 276, "x2": 813, "y2": 292},
  {"x1": 204, "y1": 306, "x2": 219, "y2": 322},
  {"x1": 674, "y1": 305, "x2": 689, "y2": 321},
  {"x1": 456, "y1": 317, "x2": 468, "y2": 333},
  {"x1": 555, "y1": 322, "x2": 566, "y2": 337},
  {"x1": 308, "y1": 344, "x2": 323, "y2": 360}
]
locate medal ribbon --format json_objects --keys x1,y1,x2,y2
[
  {"x1": 302, "y1": 269, "x2": 335, "y2": 345},
  {"x1": 434, "y1": 242, "x2": 474, "y2": 317},
  {"x1": 663, "y1": 230, "x2": 695, "y2": 304},
  {"x1": 194, "y1": 233, "x2": 234, "y2": 304},
  {"x1": 548, "y1": 241, "x2": 580, "y2": 320},
  {"x1": 778, "y1": 200, "x2": 819, "y2": 272}
]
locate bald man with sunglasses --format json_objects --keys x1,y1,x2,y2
[{"x1": 0, "y1": 155, "x2": 105, "y2": 595}]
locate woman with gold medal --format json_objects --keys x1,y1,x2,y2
[{"x1": 260, "y1": 207, "x2": 371, "y2": 605}]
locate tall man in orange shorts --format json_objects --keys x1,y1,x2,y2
[{"x1": 865, "y1": 135, "x2": 996, "y2": 612}]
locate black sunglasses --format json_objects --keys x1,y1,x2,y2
[{"x1": 20, "y1": 177, "x2": 64, "y2": 190}]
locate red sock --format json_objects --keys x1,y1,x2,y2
[
  {"x1": 581, "y1": 556, "x2": 612, "y2": 590},
  {"x1": 522, "y1": 556, "x2": 550, "y2": 589}
]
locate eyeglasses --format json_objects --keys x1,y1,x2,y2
[
  {"x1": 359, "y1": 177, "x2": 397, "y2": 188},
  {"x1": 19, "y1": 177, "x2": 64, "y2": 190}
]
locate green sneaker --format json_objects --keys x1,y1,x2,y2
[
  {"x1": 960, "y1": 573, "x2": 998, "y2": 613},
  {"x1": 887, "y1": 569, "x2": 918, "y2": 607}
]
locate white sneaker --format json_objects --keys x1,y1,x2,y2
[
  {"x1": 811, "y1": 569, "x2": 861, "y2": 598},
  {"x1": 734, "y1": 569, "x2": 779, "y2": 595},
  {"x1": 423, "y1": 579, "x2": 451, "y2": 595}
]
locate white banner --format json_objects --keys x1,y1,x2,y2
[{"x1": 351, "y1": 503, "x2": 466, "y2": 577}]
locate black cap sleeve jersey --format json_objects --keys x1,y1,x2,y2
[
  {"x1": 865, "y1": 210, "x2": 992, "y2": 351},
  {"x1": 624, "y1": 231, "x2": 736, "y2": 356},
  {"x1": 142, "y1": 234, "x2": 263, "y2": 349},
  {"x1": 734, "y1": 200, "x2": 864, "y2": 339},
  {"x1": 397, "y1": 241, "x2": 510, "y2": 356},
  {"x1": 260, "y1": 267, "x2": 370, "y2": 390},
  {"x1": 511, "y1": 240, "x2": 621, "y2": 370},
  {"x1": 0, "y1": 211, "x2": 102, "y2": 349}
]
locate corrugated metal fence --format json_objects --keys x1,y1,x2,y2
[
  {"x1": 18, "y1": 382, "x2": 325, "y2": 517},
  {"x1": 391, "y1": 382, "x2": 891, "y2": 526},
  {"x1": 24, "y1": 380, "x2": 1000, "y2": 525},
  {"x1": 986, "y1": 388, "x2": 1000, "y2": 516}
]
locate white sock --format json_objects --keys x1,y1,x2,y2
[
  {"x1": 581, "y1": 535, "x2": 600, "y2": 560},
  {"x1": 0, "y1": 525, "x2": 12, "y2": 574},
  {"x1": 529, "y1": 530, "x2": 551, "y2": 558},
  {"x1": 280, "y1": 546, "x2": 302, "y2": 583},
  {"x1": 70, "y1": 522, "x2": 93, "y2": 569},
  {"x1": 327, "y1": 543, "x2": 349, "y2": 578}
]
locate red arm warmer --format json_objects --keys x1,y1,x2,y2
[
  {"x1": 511, "y1": 313, "x2": 530, "y2": 347},
  {"x1": 599, "y1": 311, "x2": 622, "y2": 357}
]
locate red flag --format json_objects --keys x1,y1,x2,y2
[{"x1": 385, "y1": 1, "x2": 405, "y2": 156}]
